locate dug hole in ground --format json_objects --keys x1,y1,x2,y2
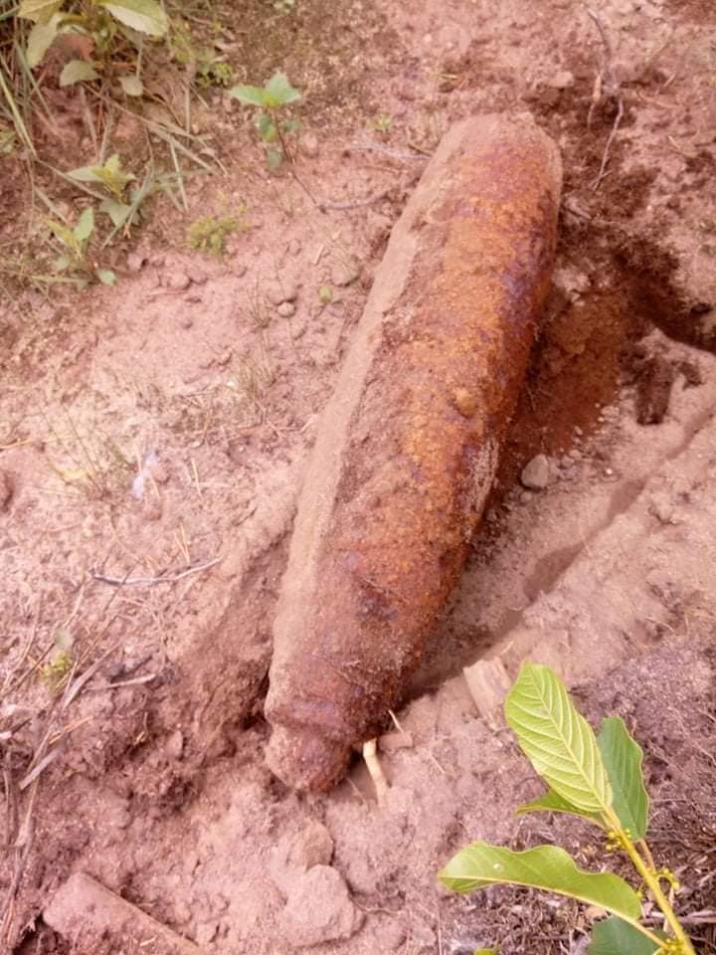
[{"x1": 1, "y1": 0, "x2": 715, "y2": 952}]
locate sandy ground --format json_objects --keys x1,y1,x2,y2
[{"x1": 1, "y1": 0, "x2": 715, "y2": 951}]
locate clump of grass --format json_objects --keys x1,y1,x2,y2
[{"x1": 187, "y1": 214, "x2": 239, "y2": 256}]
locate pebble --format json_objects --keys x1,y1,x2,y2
[
  {"x1": 279, "y1": 866, "x2": 363, "y2": 947},
  {"x1": 180, "y1": 316, "x2": 193, "y2": 330},
  {"x1": 267, "y1": 280, "x2": 299, "y2": 306},
  {"x1": 277, "y1": 301, "x2": 296, "y2": 318},
  {"x1": 186, "y1": 265, "x2": 208, "y2": 286},
  {"x1": 287, "y1": 238, "x2": 302, "y2": 256},
  {"x1": 0, "y1": 470, "x2": 14, "y2": 511},
  {"x1": 195, "y1": 921, "x2": 219, "y2": 946},
  {"x1": 165, "y1": 729, "x2": 184, "y2": 760},
  {"x1": 546, "y1": 69, "x2": 575, "y2": 90},
  {"x1": 126, "y1": 251, "x2": 146, "y2": 273},
  {"x1": 331, "y1": 257, "x2": 361, "y2": 288},
  {"x1": 520, "y1": 454, "x2": 550, "y2": 490},
  {"x1": 164, "y1": 269, "x2": 191, "y2": 291},
  {"x1": 299, "y1": 132, "x2": 319, "y2": 158}
]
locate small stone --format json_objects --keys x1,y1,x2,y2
[
  {"x1": 234, "y1": 263, "x2": 247, "y2": 277},
  {"x1": 331, "y1": 257, "x2": 361, "y2": 288},
  {"x1": 277, "y1": 301, "x2": 296, "y2": 318},
  {"x1": 266, "y1": 279, "x2": 299, "y2": 306},
  {"x1": 280, "y1": 866, "x2": 363, "y2": 947},
  {"x1": 164, "y1": 269, "x2": 191, "y2": 291},
  {"x1": 0, "y1": 470, "x2": 14, "y2": 511},
  {"x1": 649, "y1": 492, "x2": 678, "y2": 525},
  {"x1": 452, "y1": 387, "x2": 477, "y2": 418},
  {"x1": 186, "y1": 265, "x2": 208, "y2": 286},
  {"x1": 180, "y1": 316, "x2": 193, "y2": 330},
  {"x1": 287, "y1": 238, "x2": 302, "y2": 256},
  {"x1": 546, "y1": 69, "x2": 575, "y2": 90},
  {"x1": 126, "y1": 252, "x2": 146, "y2": 273},
  {"x1": 520, "y1": 490, "x2": 533, "y2": 504},
  {"x1": 299, "y1": 132, "x2": 319, "y2": 158},
  {"x1": 520, "y1": 454, "x2": 550, "y2": 490},
  {"x1": 165, "y1": 729, "x2": 184, "y2": 760},
  {"x1": 195, "y1": 921, "x2": 219, "y2": 946}
]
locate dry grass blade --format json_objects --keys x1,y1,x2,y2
[{"x1": 0, "y1": 55, "x2": 35, "y2": 157}]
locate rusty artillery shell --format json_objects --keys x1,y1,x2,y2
[{"x1": 265, "y1": 114, "x2": 562, "y2": 791}]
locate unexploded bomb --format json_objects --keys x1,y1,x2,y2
[{"x1": 265, "y1": 113, "x2": 563, "y2": 791}]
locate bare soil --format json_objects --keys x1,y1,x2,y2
[{"x1": 1, "y1": 0, "x2": 715, "y2": 952}]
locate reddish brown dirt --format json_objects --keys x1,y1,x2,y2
[{"x1": 1, "y1": 0, "x2": 715, "y2": 952}]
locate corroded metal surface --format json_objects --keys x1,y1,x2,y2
[{"x1": 265, "y1": 114, "x2": 562, "y2": 791}]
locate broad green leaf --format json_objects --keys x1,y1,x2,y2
[
  {"x1": 228, "y1": 83, "x2": 269, "y2": 108},
  {"x1": 119, "y1": 74, "x2": 143, "y2": 96},
  {"x1": 68, "y1": 155, "x2": 134, "y2": 197},
  {"x1": 96, "y1": 269, "x2": 117, "y2": 285},
  {"x1": 59, "y1": 60, "x2": 100, "y2": 86},
  {"x1": 18, "y1": 0, "x2": 63, "y2": 24},
  {"x1": 99, "y1": 198, "x2": 132, "y2": 227},
  {"x1": 588, "y1": 916, "x2": 663, "y2": 955},
  {"x1": 98, "y1": 0, "x2": 168, "y2": 37},
  {"x1": 517, "y1": 787, "x2": 603, "y2": 826},
  {"x1": 598, "y1": 717, "x2": 649, "y2": 840},
  {"x1": 263, "y1": 70, "x2": 301, "y2": 107},
  {"x1": 47, "y1": 219, "x2": 79, "y2": 252},
  {"x1": 439, "y1": 843, "x2": 642, "y2": 923},
  {"x1": 505, "y1": 664, "x2": 612, "y2": 814},
  {"x1": 73, "y1": 207, "x2": 94, "y2": 242},
  {"x1": 26, "y1": 15, "x2": 61, "y2": 68}
]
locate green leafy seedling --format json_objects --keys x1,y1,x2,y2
[
  {"x1": 68, "y1": 153, "x2": 135, "y2": 200},
  {"x1": 47, "y1": 206, "x2": 95, "y2": 271},
  {"x1": 228, "y1": 71, "x2": 301, "y2": 170},
  {"x1": 439, "y1": 664, "x2": 695, "y2": 955},
  {"x1": 47, "y1": 207, "x2": 116, "y2": 286},
  {"x1": 374, "y1": 113, "x2": 393, "y2": 135},
  {"x1": 67, "y1": 154, "x2": 139, "y2": 232}
]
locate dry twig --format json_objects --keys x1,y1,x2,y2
[
  {"x1": 585, "y1": 7, "x2": 625, "y2": 190},
  {"x1": 90, "y1": 556, "x2": 220, "y2": 587}
]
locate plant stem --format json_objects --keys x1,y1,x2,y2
[{"x1": 606, "y1": 810, "x2": 695, "y2": 954}]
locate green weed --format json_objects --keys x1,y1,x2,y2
[
  {"x1": 229, "y1": 70, "x2": 301, "y2": 171},
  {"x1": 440, "y1": 664, "x2": 696, "y2": 955},
  {"x1": 187, "y1": 214, "x2": 239, "y2": 256}
]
